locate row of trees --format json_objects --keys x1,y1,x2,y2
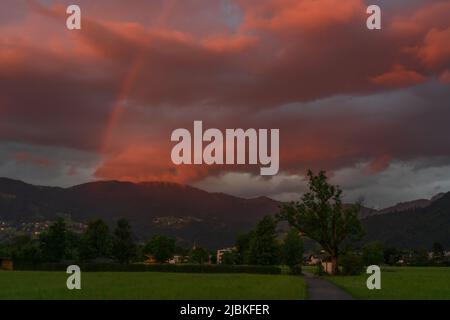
[
  {"x1": 1, "y1": 215, "x2": 304, "y2": 270},
  {"x1": 362, "y1": 241, "x2": 448, "y2": 266},
  {"x1": 332, "y1": 240, "x2": 449, "y2": 275},
  {"x1": 2, "y1": 218, "x2": 137, "y2": 265},
  {"x1": 143, "y1": 235, "x2": 211, "y2": 264},
  {"x1": 139, "y1": 221, "x2": 304, "y2": 271},
  {"x1": 0, "y1": 218, "x2": 221, "y2": 266},
  {"x1": 3, "y1": 214, "x2": 444, "y2": 272}
]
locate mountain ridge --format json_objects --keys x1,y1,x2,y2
[
  {"x1": 0, "y1": 177, "x2": 279, "y2": 248},
  {"x1": 363, "y1": 191, "x2": 450, "y2": 248},
  {"x1": 0, "y1": 177, "x2": 449, "y2": 249}
]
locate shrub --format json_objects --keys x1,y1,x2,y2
[
  {"x1": 144, "y1": 235, "x2": 176, "y2": 263},
  {"x1": 314, "y1": 262, "x2": 325, "y2": 276},
  {"x1": 282, "y1": 229, "x2": 304, "y2": 274},
  {"x1": 221, "y1": 251, "x2": 239, "y2": 265},
  {"x1": 289, "y1": 264, "x2": 302, "y2": 275},
  {"x1": 340, "y1": 252, "x2": 364, "y2": 275},
  {"x1": 14, "y1": 262, "x2": 282, "y2": 275},
  {"x1": 189, "y1": 246, "x2": 210, "y2": 264},
  {"x1": 362, "y1": 241, "x2": 384, "y2": 266}
]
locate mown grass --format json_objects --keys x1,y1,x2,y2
[
  {"x1": 325, "y1": 267, "x2": 450, "y2": 300},
  {"x1": 0, "y1": 271, "x2": 306, "y2": 300}
]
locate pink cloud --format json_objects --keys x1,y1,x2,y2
[
  {"x1": 417, "y1": 28, "x2": 450, "y2": 68},
  {"x1": 13, "y1": 152, "x2": 53, "y2": 167},
  {"x1": 440, "y1": 69, "x2": 450, "y2": 83},
  {"x1": 239, "y1": 0, "x2": 364, "y2": 33},
  {"x1": 365, "y1": 154, "x2": 392, "y2": 175},
  {"x1": 370, "y1": 65, "x2": 426, "y2": 88}
]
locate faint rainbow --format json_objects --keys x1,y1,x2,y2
[
  {"x1": 100, "y1": 49, "x2": 146, "y2": 153},
  {"x1": 99, "y1": 1, "x2": 174, "y2": 154}
]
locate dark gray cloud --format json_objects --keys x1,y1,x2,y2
[{"x1": 0, "y1": 142, "x2": 100, "y2": 187}]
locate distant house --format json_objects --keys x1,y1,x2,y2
[
  {"x1": 321, "y1": 261, "x2": 333, "y2": 274},
  {"x1": 305, "y1": 254, "x2": 321, "y2": 266},
  {"x1": 168, "y1": 255, "x2": 185, "y2": 264},
  {"x1": 0, "y1": 257, "x2": 13, "y2": 271},
  {"x1": 144, "y1": 255, "x2": 158, "y2": 265},
  {"x1": 216, "y1": 247, "x2": 236, "y2": 264},
  {"x1": 304, "y1": 252, "x2": 336, "y2": 274}
]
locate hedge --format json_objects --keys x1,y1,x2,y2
[{"x1": 14, "y1": 262, "x2": 282, "y2": 274}]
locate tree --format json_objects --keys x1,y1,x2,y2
[
  {"x1": 210, "y1": 250, "x2": 218, "y2": 264},
  {"x1": 340, "y1": 251, "x2": 364, "y2": 275},
  {"x1": 65, "y1": 230, "x2": 81, "y2": 261},
  {"x1": 112, "y1": 219, "x2": 136, "y2": 264},
  {"x1": 383, "y1": 246, "x2": 400, "y2": 265},
  {"x1": 411, "y1": 247, "x2": 429, "y2": 266},
  {"x1": 362, "y1": 241, "x2": 384, "y2": 266},
  {"x1": 80, "y1": 219, "x2": 112, "y2": 261},
  {"x1": 40, "y1": 218, "x2": 70, "y2": 262},
  {"x1": 236, "y1": 231, "x2": 254, "y2": 264},
  {"x1": 12, "y1": 242, "x2": 42, "y2": 266},
  {"x1": 9, "y1": 235, "x2": 42, "y2": 266},
  {"x1": 0, "y1": 244, "x2": 11, "y2": 258},
  {"x1": 221, "y1": 251, "x2": 239, "y2": 265},
  {"x1": 189, "y1": 246, "x2": 209, "y2": 264},
  {"x1": 278, "y1": 170, "x2": 364, "y2": 274},
  {"x1": 144, "y1": 235, "x2": 176, "y2": 263},
  {"x1": 11, "y1": 235, "x2": 33, "y2": 248},
  {"x1": 248, "y1": 215, "x2": 280, "y2": 265},
  {"x1": 282, "y1": 229, "x2": 304, "y2": 273},
  {"x1": 432, "y1": 242, "x2": 445, "y2": 263}
]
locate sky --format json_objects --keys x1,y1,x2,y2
[{"x1": 0, "y1": 0, "x2": 449, "y2": 208}]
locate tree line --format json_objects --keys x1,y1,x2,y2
[
  {"x1": 0, "y1": 218, "x2": 136, "y2": 265},
  {"x1": 0, "y1": 214, "x2": 304, "y2": 273},
  {"x1": 0, "y1": 217, "x2": 214, "y2": 266}
]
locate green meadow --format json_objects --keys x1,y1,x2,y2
[
  {"x1": 1, "y1": 267, "x2": 449, "y2": 300},
  {"x1": 326, "y1": 267, "x2": 450, "y2": 300},
  {"x1": 0, "y1": 271, "x2": 306, "y2": 300}
]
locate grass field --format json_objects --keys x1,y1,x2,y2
[
  {"x1": 0, "y1": 271, "x2": 306, "y2": 300},
  {"x1": 326, "y1": 267, "x2": 450, "y2": 300}
]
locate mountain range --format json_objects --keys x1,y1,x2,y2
[
  {"x1": 0, "y1": 178, "x2": 278, "y2": 248},
  {"x1": 0, "y1": 177, "x2": 448, "y2": 249},
  {"x1": 362, "y1": 193, "x2": 450, "y2": 249}
]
